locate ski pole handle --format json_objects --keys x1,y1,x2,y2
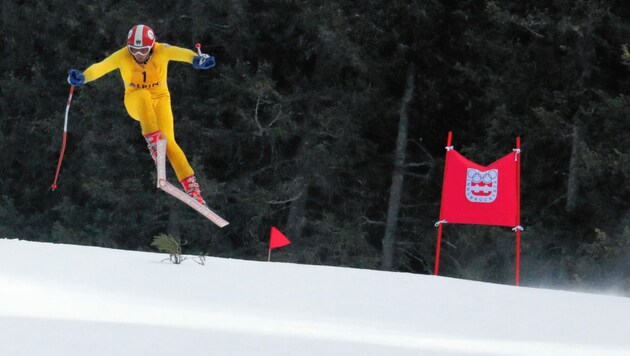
[{"x1": 195, "y1": 43, "x2": 202, "y2": 56}]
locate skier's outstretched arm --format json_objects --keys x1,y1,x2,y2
[
  {"x1": 67, "y1": 48, "x2": 125, "y2": 86},
  {"x1": 161, "y1": 44, "x2": 216, "y2": 69}
]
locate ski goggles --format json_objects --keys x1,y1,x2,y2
[{"x1": 128, "y1": 45, "x2": 152, "y2": 55}]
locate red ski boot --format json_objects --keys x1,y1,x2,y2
[
  {"x1": 180, "y1": 175, "x2": 206, "y2": 206},
  {"x1": 143, "y1": 131, "x2": 161, "y2": 164}
]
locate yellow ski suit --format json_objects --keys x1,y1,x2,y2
[{"x1": 82, "y1": 42, "x2": 197, "y2": 181}]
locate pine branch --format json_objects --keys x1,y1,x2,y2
[{"x1": 152, "y1": 234, "x2": 184, "y2": 264}]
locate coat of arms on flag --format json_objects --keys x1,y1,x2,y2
[{"x1": 466, "y1": 168, "x2": 498, "y2": 203}]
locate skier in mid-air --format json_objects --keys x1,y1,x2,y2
[{"x1": 67, "y1": 24, "x2": 215, "y2": 206}]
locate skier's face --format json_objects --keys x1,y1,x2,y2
[{"x1": 128, "y1": 46, "x2": 152, "y2": 63}]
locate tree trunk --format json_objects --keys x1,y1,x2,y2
[
  {"x1": 566, "y1": 6, "x2": 596, "y2": 214},
  {"x1": 286, "y1": 138, "x2": 314, "y2": 241},
  {"x1": 381, "y1": 63, "x2": 415, "y2": 270},
  {"x1": 167, "y1": 200, "x2": 181, "y2": 238},
  {"x1": 566, "y1": 123, "x2": 580, "y2": 213},
  {"x1": 286, "y1": 177, "x2": 308, "y2": 241}
]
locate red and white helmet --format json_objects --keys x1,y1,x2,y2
[{"x1": 127, "y1": 25, "x2": 156, "y2": 55}]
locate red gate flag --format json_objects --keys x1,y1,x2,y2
[
  {"x1": 435, "y1": 132, "x2": 523, "y2": 285},
  {"x1": 269, "y1": 226, "x2": 291, "y2": 250},
  {"x1": 440, "y1": 149, "x2": 518, "y2": 227}
]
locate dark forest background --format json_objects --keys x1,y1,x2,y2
[{"x1": 1, "y1": 0, "x2": 629, "y2": 294}]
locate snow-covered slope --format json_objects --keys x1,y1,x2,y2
[{"x1": 0, "y1": 239, "x2": 628, "y2": 356}]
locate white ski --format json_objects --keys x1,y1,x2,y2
[{"x1": 156, "y1": 139, "x2": 229, "y2": 228}]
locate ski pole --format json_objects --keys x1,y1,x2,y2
[
  {"x1": 51, "y1": 85, "x2": 75, "y2": 191},
  {"x1": 195, "y1": 43, "x2": 202, "y2": 55}
]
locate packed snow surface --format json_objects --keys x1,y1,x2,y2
[{"x1": 0, "y1": 239, "x2": 628, "y2": 355}]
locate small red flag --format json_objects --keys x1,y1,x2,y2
[{"x1": 269, "y1": 226, "x2": 291, "y2": 250}]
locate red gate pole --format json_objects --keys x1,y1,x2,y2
[
  {"x1": 434, "y1": 131, "x2": 453, "y2": 276},
  {"x1": 515, "y1": 137, "x2": 522, "y2": 286},
  {"x1": 434, "y1": 223, "x2": 444, "y2": 275}
]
